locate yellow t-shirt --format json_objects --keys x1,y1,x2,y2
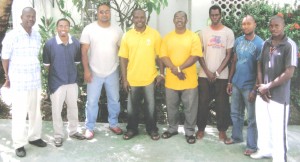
[
  {"x1": 118, "y1": 26, "x2": 161, "y2": 86},
  {"x1": 160, "y1": 30, "x2": 203, "y2": 90}
]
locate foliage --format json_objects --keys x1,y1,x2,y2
[
  {"x1": 222, "y1": 0, "x2": 300, "y2": 119},
  {"x1": 71, "y1": 0, "x2": 168, "y2": 31},
  {"x1": 38, "y1": 16, "x2": 56, "y2": 93}
]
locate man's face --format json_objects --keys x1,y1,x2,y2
[
  {"x1": 56, "y1": 20, "x2": 70, "y2": 38},
  {"x1": 241, "y1": 17, "x2": 256, "y2": 35},
  {"x1": 21, "y1": 9, "x2": 36, "y2": 28},
  {"x1": 269, "y1": 19, "x2": 285, "y2": 37},
  {"x1": 209, "y1": 9, "x2": 221, "y2": 25},
  {"x1": 173, "y1": 12, "x2": 187, "y2": 30},
  {"x1": 97, "y1": 5, "x2": 111, "y2": 23},
  {"x1": 132, "y1": 10, "x2": 146, "y2": 30}
]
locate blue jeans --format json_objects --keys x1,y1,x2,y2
[
  {"x1": 230, "y1": 85, "x2": 257, "y2": 151},
  {"x1": 85, "y1": 69, "x2": 120, "y2": 131},
  {"x1": 126, "y1": 82, "x2": 158, "y2": 134}
]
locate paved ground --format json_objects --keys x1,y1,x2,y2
[{"x1": 0, "y1": 119, "x2": 300, "y2": 162}]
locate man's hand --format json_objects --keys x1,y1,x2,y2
[
  {"x1": 122, "y1": 79, "x2": 131, "y2": 93},
  {"x1": 84, "y1": 70, "x2": 92, "y2": 83},
  {"x1": 248, "y1": 90, "x2": 257, "y2": 102},
  {"x1": 226, "y1": 83, "x2": 232, "y2": 95},
  {"x1": 207, "y1": 71, "x2": 216, "y2": 82},
  {"x1": 176, "y1": 72, "x2": 186, "y2": 80},
  {"x1": 2, "y1": 80, "x2": 10, "y2": 88},
  {"x1": 155, "y1": 75, "x2": 164, "y2": 87},
  {"x1": 257, "y1": 84, "x2": 271, "y2": 103}
]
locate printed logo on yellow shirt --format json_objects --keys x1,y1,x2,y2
[{"x1": 146, "y1": 39, "x2": 151, "y2": 46}]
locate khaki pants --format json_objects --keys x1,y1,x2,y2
[
  {"x1": 11, "y1": 89, "x2": 42, "y2": 149},
  {"x1": 50, "y1": 84, "x2": 79, "y2": 139}
]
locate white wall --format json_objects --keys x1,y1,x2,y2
[
  {"x1": 148, "y1": 0, "x2": 190, "y2": 36},
  {"x1": 12, "y1": 0, "x2": 298, "y2": 36},
  {"x1": 12, "y1": 0, "x2": 81, "y2": 30}
]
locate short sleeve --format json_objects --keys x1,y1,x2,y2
[
  {"x1": 43, "y1": 41, "x2": 51, "y2": 65},
  {"x1": 226, "y1": 29, "x2": 235, "y2": 49},
  {"x1": 154, "y1": 31, "x2": 161, "y2": 56},
  {"x1": 118, "y1": 33, "x2": 129, "y2": 58},
  {"x1": 285, "y1": 39, "x2": 298, "y2": 68},
  {"x1": 74, "y1": 39, "x2": 81, "y2": 63},
  {"x1": 80, "y1": 26, "x2": 91, "y2": 45},
  {"x1": 159, "y1": 36, "x2": 168, "y2": 58},
  {"x1": 191, "y1": 32, "x2": 203, "y2": 57}
]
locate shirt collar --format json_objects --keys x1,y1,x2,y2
[
  {"x1": 133, "y1": 26, "x2": 149, "y2": 34},
  {"x1": 55, "y1": 34, "x2": 73, "y2": 44},
  {"x1": 266, "y1": 34, "x2": 288, "y2": 46}
]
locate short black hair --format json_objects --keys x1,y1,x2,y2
[
  {"x1": 132, "y1": 8, "x2": 145, "y2": 17},
  {"x1": 209, "y1": 5, "x2": 221, "y2": 15},
  {"x1": 173, "y1": 11, "x2": 187, "y2": 20},
  {"x1": 56, "y1": 18, "x2": 70, "y2": 27},
  {"x1": 97, "y1": 1, "x2": 111, "y2": 9}
]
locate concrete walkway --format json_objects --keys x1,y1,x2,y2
[{"x1": 0, "y1": 119, "x2": 300, "y2": 162}]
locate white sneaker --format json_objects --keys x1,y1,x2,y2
[{"x1": 250, "y1": 151, "x2": 272, "y2": 159}]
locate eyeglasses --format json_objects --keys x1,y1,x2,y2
[{"x1": 99, "y1": 10, "x2": 111, "y2": 15}]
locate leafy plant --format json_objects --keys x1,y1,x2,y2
[
  {"x1": 72, "y1": 0, "x2": 168, "y2": 31},
  {"x1": 222, "y1": 0, "x2": 300, "y2": 122},
  {"x1": 38, "y1": 16, "x2": 56, "y2": 93}
]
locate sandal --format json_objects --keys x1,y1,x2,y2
[
  {"x1": 244, "y1": 149, "x2": 256, "y2": 156},
  {"x1": 123, "y1": 131, "x2": 137, "y2": 140},
  {"x1": 224, "y1": 138, "x2": 235, "y2": 145},
  {"x1": 161, "y1": 131, "x2": 178, "y2": 139},
  {"x1": 185, "y1": 135, "x2": 196, "y2": 144},
  {"x1": 149, "y1": 131, "x2": 160, "y2": 140}
]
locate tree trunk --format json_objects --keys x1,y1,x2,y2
[{"x1": 0, "y1": 0, "x2": 13, "y2": 85}]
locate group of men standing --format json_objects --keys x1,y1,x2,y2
[{"x1": 1, "y1": 2, "x2": 298, "y2": 162}]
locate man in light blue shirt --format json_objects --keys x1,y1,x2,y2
[{"x1": 225, "y1": 15, "x2": 263, "y2": 156}]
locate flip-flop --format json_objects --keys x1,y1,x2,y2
[
  {"x1": 224, "y1": 138, "x2": 235, "y2": 145},
  {"x1": 123, "y1": 131, "x2": 137, "y2": 140},
  {"x1": 185, "y1": 135, "x2": 196, "y2": 144},
  {"x1": 161, "y1": 131, "x2": 178, "y2": 139},
  {"x1": 149, "y1": 131, "x2": 160, "y2": 140}
]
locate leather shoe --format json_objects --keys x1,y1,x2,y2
[
  {"x1": 29, "y1": 139, "x2": 47, "y2": 147},
  {"x1": 109, "y1": 127, "x2": 123, "y2": 135},
  {"x1": 15, "y1": 147, "x2": 26, "y2": 157},
  {"x1": 219, "y1": 131, "x2": 227, "y2": 141}
]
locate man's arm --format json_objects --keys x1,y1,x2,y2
[
  {"x1": 81, "y1": 43, "x2": 91, "y2": 83},
  {"x1": 179, "y1": 56, "x2": 199, "y2": 71},
  {"x1": 216, "y1": 48, "x2": 232, "y2": 77},
  {"x1": 120, "y1": 57, "x2": 130, "y2": 93},
  {"x1": 199, "y1": 57, "x2": 215, "y2": 81},
  {"x1": 226, "y1": 53, "x2": 236, "y2": 95},
  {"x1": 155, "y1": 57, "x2": 165, "y2": 86},
  {"x1": 258, "y1": 66, "x2": 295, "y2": 95},
  {"x1": 2, "y1": 59, "x2": 10, "y2": 87},
  {"x1": 160, "y1": 56, "x2": 185, "y2": 80}
]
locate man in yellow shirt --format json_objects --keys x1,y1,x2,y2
[
  {"x1": 118, "y1": 9, "x2": 164, "y2": 140},
  {"x1": 160, "y1": 11, "x2": 203, "y2": 144}
]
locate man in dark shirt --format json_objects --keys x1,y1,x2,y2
[
  {"x1": 43, "y1": 18, "x2": 85, "y2": 147},
  {"x1": 251, "y1": 15, "x2": 298, "y2": 162}
]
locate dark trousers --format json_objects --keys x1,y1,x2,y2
[
  {"x1": 197, "y1": 77, "x2": 230, "y2": 131},
  {"x1": 126, "y1": 82, "x2": 158, "y2": 134}
]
